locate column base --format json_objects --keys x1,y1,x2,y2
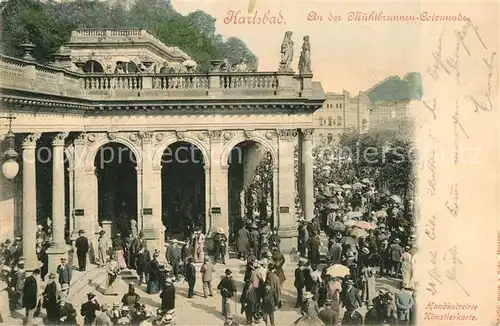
[
  {"x1": 278, "y1": 225, "x2": 298, "y2": 255},
  {"x1": 46, "y1": 244, "x2": 69, "y2": 274}
]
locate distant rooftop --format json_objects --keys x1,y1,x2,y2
[{"x1": 69, "y1": 29, "x2": 191, "y2": 61}]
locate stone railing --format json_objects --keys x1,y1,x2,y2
[
  {"x1": 0, "y1": 54, "x2": 312, "y2": 100},
  {"x1": 70, "y1": 29, "x2": 191, "y2": 60}
]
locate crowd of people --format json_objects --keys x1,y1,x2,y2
[{"x1": 0, "y1": 147, "x2": 417, "y2": 326}]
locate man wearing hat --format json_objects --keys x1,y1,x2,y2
[
  {"x1": 200, "y1": 257, "x2": 214, "y2": 298},
  {"x1": 80, "y1": 292, "x2": 100, "y2": 325},
  {"x1": 93, "y1": 303, "x2": 112, "y2": 325},
  {"x1": 249, "y1": 224, "x2": 259, "y2": 261},
  {"x1": 36, "y1": 225, "x2": 46, "y2": 243},
  {"x1": 318, "y1": 299, "x2": 338, "y2": 326},
  {"x1": 57, "y1": 284, "x2": 77, "y2": 325},
  {"x1": 23, "y1": 266, "x2": 42, "y2": 325},
  {"x1": 43, "y1": 272, "x2": 59, "y2": 323},
  {"x1": 12, "y1": 258, "x2": 25, "y2": 309},
  {"x1": 121, "y1": 284, "x2": 140, "y2": 311},
  {"x1": 395, "y1": 286, "x2": 414, "y2": 325},
  {"x1": 262, "y1": 284, "x2": 277, "y2": 326},
  {"x1": 328, "y1": 234, "x2": 342, "y2": 265},
  {"x1": 236, "y1": 224, "x2": 250, "y2": 260},
  {"x1": 213, "y1": 228, "x2": 228, "y2": 265},
  {"x1": 96, "y1": 230, "x2": 111, "y2": 267},
  {"x1": 75, "y1": 229, "x2": 89, "y2": 271},
  {"x1": 185, "y1": 257, "x2": 197, "y2": 298},
  {"x1": 294, "y1": 258, "x2": 307, "y2": 308},
  {"x1": 297, "y1": 219, "x2": 309, "y2": 258},
  {"x1": 390, "y1": 238, "x2": 404, "y2": 278},
  {"x1": 57, "y1": 257, "x2": 72, "y2": 287},
  {"x1": 269, "y1": 226, "x2": 281, "y2": 252},
  {"x1": 341, "y1": 279, "x2": 362, "y2": 315},
  {"x1": 217, "y1": 269, "x2": 237, "y2": 318}
]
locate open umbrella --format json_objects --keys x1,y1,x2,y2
[
  {"x1": 342, "y1": 184, "x2": 351, "y2": 189},
  {"x1": 375, "y1": 210, "x2": 388, "y2": 218},
  {"x1": 345, "y1": 219, "x2": 357, "y2": 227},
  {"x1": 327, "y1": 203, "x2": 339, "y2": 210},
  {"x1": 361, "y1": 178, "x2": 371, "y2": 184},
  {"x1": 326, "y1": 264, "x2": 350, "y2": 278},
  {"x1": 350, "y1": 211, "x2": 363, "y2": 219},
  {"x1": 340, "y1": 235, "x2": 357, "y2": 246},
  {"x1": 352, "y1": 182, "x2": 364, "y2": 190},
  {"x1": 355, "y1": 221, "x2": 377, "y2": 230},
  {"x1": 322, "y1": 166, "x2": 331, "y2": 171},
  {"x1": 331, "y1": 221, "x2": 346, "y2": 232},
  {"x1": 350, "y1": 228, "x2": 369, "y2": 238}
]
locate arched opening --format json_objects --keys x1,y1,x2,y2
[
  {"x1": 35, "y1": 135, "x2": 71, "y2": 241},
  {"x1": 327, "y1": 133, "x2": 333, "y2": 144},
  {"x1": 82, "y1": 60, "x2": 104, "y2": 73},
  {"x1": 161, "y1": 141, "x2": 206, "y2": 239},
  {"x1": 94, "y1": 143, "x2": 137, "y2": 236},
  {"x1": 227, "y1": 140, "x2": 274, "y2": 244},
  {"x1": 115, "y1": 61, "x2": 139, "y2": 74}
]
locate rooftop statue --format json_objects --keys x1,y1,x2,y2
[
  {"x1": 298, "y1": 35, "x2": 312, "y2": 75},
  {"x1": 278, "y1": 31, "x2": 294, "y2": 73}
]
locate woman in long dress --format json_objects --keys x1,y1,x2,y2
[
  {"x1": 104, "y1": 254, "x2": 120, "y2": 295},
  {"x1": 401, "y1": 246, "x2": 412, "y2": 288},
  {"x1": 146, "y1": 254, "x2": 161, "y2": 294},
  {"x1": 193, "y1": 231, "x2": 205, "y2": 263}
]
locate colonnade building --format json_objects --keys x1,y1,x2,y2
[{"x1": 0, "y1": 29, "x2": 325, "y2": 273}]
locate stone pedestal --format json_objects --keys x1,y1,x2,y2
[{"x1": 278, "y1": 225, "x2": 298, "y2": 254}]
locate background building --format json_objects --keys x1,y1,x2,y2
[{"x1": 312, "y1": 91, "x2": 370, "y2": 145}]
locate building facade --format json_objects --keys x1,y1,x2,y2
[
  {"x1": 0, "y1": 29, "x2": 324, "y2": 273},
  {"x1": 312, "y1": 91, "x2": 370, "y2": 145},
  {"x1": 368, "y1": 99, "x2": 412, "y2": 129}
]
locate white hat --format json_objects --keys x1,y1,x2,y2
[
  {"x1": 303, "y1": 291, "x2": 313, "y2": 299},
  {"x1": 216, "y1": 227, "x2": 224, "y2": 233}
]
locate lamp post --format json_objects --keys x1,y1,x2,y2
[{"x1": 1, "y1": 114, "x2": 19, "y2": 180}]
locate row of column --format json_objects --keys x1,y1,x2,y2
[{"x1": 19, "y1": 129, "x2": 315, "y2": 271}]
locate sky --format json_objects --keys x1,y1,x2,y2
[{"x1": 171, "y1": 0, "x2": 426, "y2": 93}]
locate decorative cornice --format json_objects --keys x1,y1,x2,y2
[
  {"x1": 52, "y1": 132, "x2": 68, "y2": 146},
  {"x1": 22, "y1": 133, "x2": 41, "y2": 149},
  {"x1": 278, "y1": 129, "x2": 298, "y2": 142},
  {"x1": 302, "y1": 128, "x2": 314, "y2": 141}
]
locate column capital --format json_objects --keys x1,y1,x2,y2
[
  {"x1": 74, "y1": 132, "x2": 87, "y2": 146},
  {"x1": 221, "y1": 165, "x2": 229, "y2": 172},
  {"x1": 139, "y1": 131, "x2": 154, "y2": 144},
  {"x1": 52, "y1": 132, "x2": 69, "y2": 146},
  {"x1": 136, "y1": 166, "x2": 143, "y2": 175},
  {"x1": 208, "y1": 130, "x2": 222, "y2": 142},
  {"x1": 301, "y1": 128, "x2": 314, "y2": 141},
  {"x1": 277, "y1": 129, "x2": 298, "y2": 142},
  {"x1": 22, "y1": 133, "x2": 41, "y2": 149}
]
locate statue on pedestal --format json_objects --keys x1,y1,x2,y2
[
  {"x1": 279, "y1": 31, "x2": 294, "y2": 72},
  {"x1": 298, "y1": 36, "x2": 312, "y2": 75}
]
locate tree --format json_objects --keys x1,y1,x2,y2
[{"x1": 0, "y1": 0, "x2": 258, "y2": 69}]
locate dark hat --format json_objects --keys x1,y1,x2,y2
[
  {"x1": 78, "y1": 229, "x2": 85, "y2": 234},
  {"x1": 268, "y1": 263, "x2": 276, "y2": 270},
  {"x1": 48, "y1": 273, "x2": 56, "y2": 279},
  {"x1": 4, "y1": 239, "x2": 11, "y2": 244},
  {"x1": 225, "y1": 268, "x2": 232, "y2": 275},
  {"x1": 87, "y1": 292, "x2": 96, "y2": 298},
  {"x1": 346, "y1": 279, "x2": 354, "y2": 285}
]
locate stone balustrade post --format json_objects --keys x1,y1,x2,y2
[
  {"x1": 276, "y1": 72, "x2": 296, "y2": 96},
  {"x1": 300, "y1": 74, "x2": 313, "y2": 97}
]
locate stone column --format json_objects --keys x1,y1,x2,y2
[
  {"x1": 47, "y1": 132, "x2": 69, "y2": 273},
  {"x1": 71, "y1": 133, "x2": 88, "y2": 242},
  {"x1": 22, "y1": 133, "x2": 40, "y2": 272},
  {"x1": 277, "y1": 129, "x2": 298, "y2": 253},
  {"x1": 301, "y1": 129, "x2": 314, "y2": 221},
  {"x1": 272, "y1": 167, "x2": 279, "y2": 228},
  {"x1": 204, "y1": 166, "x2": 211, "y2": 234}
]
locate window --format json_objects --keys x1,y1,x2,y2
[
  {"x1": 362, "y1": 119, "x2": 367, "y2": 130},
  {"x1": 319, "y1": 117, "x2": 323, "y2": 125},
  {"x1": 327, "y1": 133, "x2": 333, "y2": 144},
  {"x1": 335, "y1": 103, "x2": 338, "y2": 108},
  {"x1": 339, "y1": 103, "x2": 342, "y2": 108},
  {"x1": 82, "y1": 60, "x2": 104, "y2": 73},
  {"x1": 328, "y1": 117, "x2": 333, "y2": 126},
  {"x1": 337, "y1": 116, "x2": 342, "y2": 126}
]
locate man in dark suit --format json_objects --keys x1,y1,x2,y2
[
  {"x1": 294, "y1": 259, "x2": 306, "y2": 308},
  {"x1": 160, "y1": 279, "x2": 176, "y2": 311},
  {"x1": 75, "y1": 230, "x2": 89, "y2": 271},
  {"x1": 185, "y1": 257, "x2": 197, "y2": 298},
  {"x1": 342, "y1": 279, "x2": 362, "y2": 313},
  {"x1": 318, "y1": 299, "x2": 338, "y2": 326},
  {"x1": 23, "y1": 267, "x2": 42, "y2": 325},
  {"x1": 200, "y1": 257, "x2": 214, "y2": 298},
  {"x1": 43, "y1": 273, "x2": 59, "y2": 323},
  {"x1": 262, "y1": 285, "x2": 277, "y2": 326},
  {"x1": 80, "y1": 292, "x2": 100, "y2": 325},
  {"x1": 136, "y1": 247, "x2": 151, "y2": 285},
  {"x1": 57, "y1": 257, "x2": 72, "y2": 286}
]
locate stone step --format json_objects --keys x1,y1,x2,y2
[{"x1": 120, "y1": 268, "x2": 139, "y2": 281}]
